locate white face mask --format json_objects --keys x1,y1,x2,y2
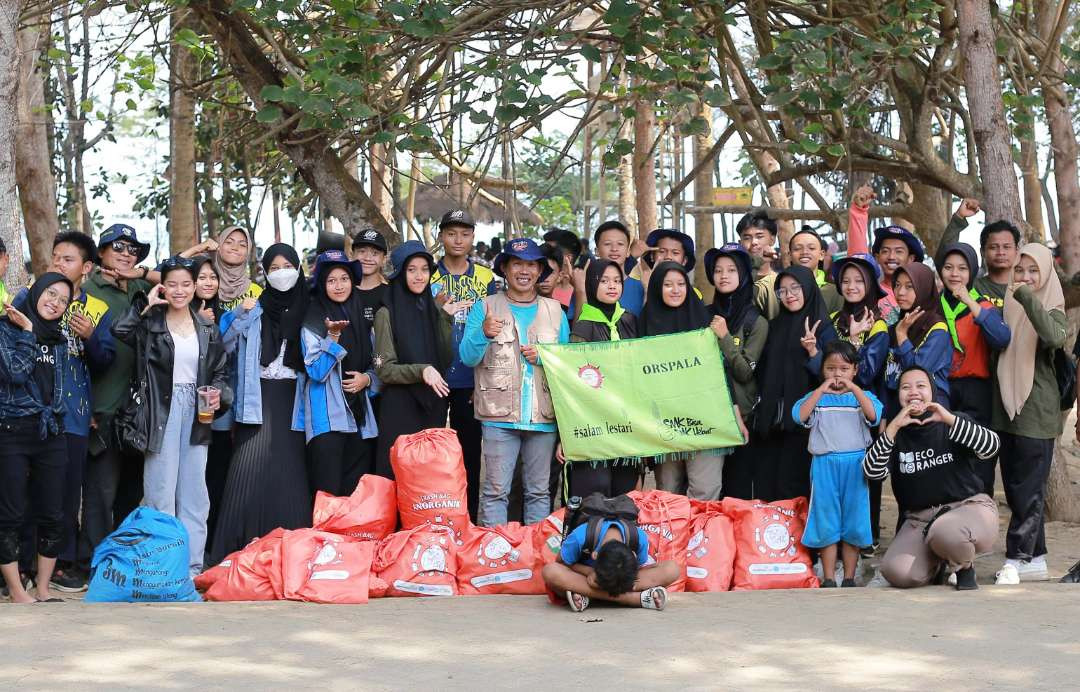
[{"x1": 266, "y1": 267, "x2": 299, "y2": 292}]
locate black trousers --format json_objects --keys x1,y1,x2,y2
[
  {"x1": 951, "y1": 377, "x2": 996, "y2": 496},
  {"x1": 753, "y1": 428, "x2": 812, "y2": 502},
  {"x1": 999, "y1": 432, "x2": 1052, "y2": 561},
  {"x1": 722, "y1": 436, "x2": 756, "y2": 500},
  {"x1": 565, "y1": 463, "x2": 639, "y2": 503},
  {"x1": 448, "y1": 388, "x2": 482, "y2": 522},
  {"x1": 204, "y1": 429, "x2": 234, "y2": 556},
  {"x1": 307, "y1": 430, "x2": 373, "y2": 497},
  {"x1": 20, "y1": 433, "x2": 88, "y2": 569},
  {"x1": 0, "y1": 419, "x2": 67, "y2": 565},
  {"x1": 80, "y1": 437, "x2": 143, "y2": 564}
]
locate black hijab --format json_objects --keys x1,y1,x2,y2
[
  {"x1": 19, "y1": 272, "x2": 72, "y2": 346},
  {"x1": 585, "y1": 258, "x2": 621, "y2": 320},
  {"x1": 303, "y1": 261, "x2": 371, "y2": 375},
  {"x1": 259, "y1": 244, "x2": 308, "y2": 371},
  {"x1": 640, "y1": 262, "x2": 710, "y2": 336},
  {"x1": 708, "y1": 248, "x2": 758, "y2": 334},
  {"x1": 756, "y1": 265, "x2": 832, "y2": 433},
  {"x1": 384, "y1": 251, "x2": 449, "y2": 371},
  {"x1": 189, "y1": 256, "x2": 223, "y2": 320},
  {"x1": 834, "y1": 259, "x2": 882, "y2": 338}
]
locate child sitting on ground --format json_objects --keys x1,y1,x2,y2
[
  {"x1": 541, "y1": 518, "x2": 679, "y2": 612},
  {"x1": 793, "y1": 340, "x2": 883, "y2": 587}
]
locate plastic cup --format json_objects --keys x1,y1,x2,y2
[{"x1": 197, "y1": 386, "x2": 218, "y2": 424}]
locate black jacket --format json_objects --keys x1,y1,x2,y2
[{"x1": 111, "y1": 293, "x2": 232, "y2": 453}]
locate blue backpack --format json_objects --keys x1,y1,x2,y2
[{"x1": 86, "y1": 507, "x2": 201, "y2": 602}]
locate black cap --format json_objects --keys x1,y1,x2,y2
[
  {"x1": 351, "y1": 227, "x2": 387, "y2": 253},
  {"x1": 439, "y1": 209, "x2": 475, "y2": 230}
]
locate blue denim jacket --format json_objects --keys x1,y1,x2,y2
[
  {"x1": 292, "y1": 326, "x2": 380, "y2": 442},
  {"x1": 220, "y1": 302, "x2": 275, "y2": 425},
  {"x1": 0, "y1": 321, "x2": 68, "y2": 438}
]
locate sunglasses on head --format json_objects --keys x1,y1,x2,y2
[
  {"x1": 111, "y1": 241, "x2": 141, "y2": 256},
  {"x1": 160, "y1": 256, "x2": 196, "y2": 271}
]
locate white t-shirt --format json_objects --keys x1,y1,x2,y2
[{"x1": 172, "y1": 329, "x2": 199, "y2": 384}]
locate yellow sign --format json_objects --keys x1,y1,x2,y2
[{"x1": 712, "y1": 187, "x2": 754, "y2": 205}]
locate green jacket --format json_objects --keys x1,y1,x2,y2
[
  {"x1": 83, "y1": 268, "x2": 151, "y2": 416},
  {"x1": 991, "y1": 285, "x2": 1067, "y2": 439},
  {"x1": 717, "y1": 313, "x2": 769, "y2": 418},
  {"x1": 372, "y1": 306, "x2": 453, "y2": 385}
]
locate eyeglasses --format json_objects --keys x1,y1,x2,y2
[
  {"x1": 111, "y1": 241, "x2": 140, "y2": 257},
  {"x1": 776, "y1": 285, "x2": 804, "y2": 298},
  {"x1": 42, "y1": 286, "x2": 71, "y2": 310}
]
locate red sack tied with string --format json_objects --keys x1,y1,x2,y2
[
  {"x1": 530, "y1": 508, "x2": 566, "y2": 568},
  {"x1": 204, "y1": 529, "x2": 285, "y2": 602},
  {"x1": 391, "y1": 429, "x2": 470, "y2": 541},
  {"x1": 684, "y1": 500, "x2": 736, "y2": 592},
  {"x1": 312, "y1": 474, "x2": 398, "y2": 541},
  {"x1": 723, "y1": 497, "x2": 819, "y2": 590},
  {"x1": 627, "y1": 490, "x2": 691, "y2": 592},
  {"x1": 374, "y1": 525, "x2": 459, "y2": 597}
]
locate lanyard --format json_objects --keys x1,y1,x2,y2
[{"x1": 939, "y1": 289, "x2": 980, "y2": 352}]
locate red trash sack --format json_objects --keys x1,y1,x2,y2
[
  {"x1": 457, "y1": 523, "x2": 545, "y2": 596},
  {"x1": 530, "y1": 508, "x2": 567, "y2": 567},
  {"x1": 627, "y1": 490, "x2": 691, "y2": 592},
  {"x1": 312, "y1": 474, "x2": 398, "y2": 541},
  {"x1": 390, "y1": 428, "x2": 470, "y2": 541},
  {"x1": 194, "y1": 555, "x2": 233, "y2": 592},
  {"x1": 205, "y1": 529, "x2": 285, "y2": 602},
  {"x1": 279, "y1": 529, "x2": 375, "y2": 604},
  {"x1": 684, "y1": 501, "x2": 736, "y2": 592},
  {"x1": 722, "y1": 497, "x2": 819, "y2": 590},
  {"x1": 374, "y1": 525, "x2": 459, "y2": 597}
]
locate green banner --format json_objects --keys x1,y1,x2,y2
[{"x1": 537, "y1": 329, "x2": 745, "y2": 461}]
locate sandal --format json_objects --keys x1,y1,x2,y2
[{"x1": 565, "y1": 590, "x2": 590, "y2": 612}]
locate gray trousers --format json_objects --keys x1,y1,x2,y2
[
  {"x1": 143, "y1": 384, "x2": 209, "y2": 576},
  {"x1": 479, "y1": 426, "x2": 556, "y2": 527},
  {"x1": 880, "y1": 494, "x2": 998, "y2": 588},
  {"x1": 655, "y1": 450, "x2": 726, "y2": 501}
]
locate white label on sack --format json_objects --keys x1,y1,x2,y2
[
  {"x1": 748, "y1": 563, "x2": 807, "y2": 575},
  {"x1": 393, "y1": 580, "x2": 454, "y2": 596},
  {"x1": 310, "y1": 570, "x2": 350, "y2": 581},
  {"x1": 220, "y1": 559, "x2": 232, "y2": 568},
  {"x1": 686, "y1": 566, "x2": 708, "y2": 579},
  {"x1": 545, "y1": 535, "x2": 562, "y2": 553},
  {"x1": 470, "y1": 569, "x2": 533, "y2": 588}
]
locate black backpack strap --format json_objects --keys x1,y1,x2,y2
[
  {"x1": 619, "y1": 518, "x2": 639, "y2": 554},
  {"x1": 582, "y1": 515, "x2": 605, "y2": 555}
]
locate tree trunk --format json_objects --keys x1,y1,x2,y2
[
  {"x1": 15, "y1": 20, "x2": 59, "y2": 275},
  {"x1": 369, "y1": 142, "x2": 393, "y2": 230},
  {"x1": 905, "y1": 182, "x2": 950, "y2": 259},
  {"x1": 1019, "y1": 127, "x2": 1045, "y2": 242},
  {"x1": 190, "y1": 0, "x2": 399, "y2": 245},
  {"x1": 0, "y1": 0, "x2": 26, "y2": 290},
  {"x1": 692, "y1": 105, "x2": 715, "y2": 300},
  {"x1": 617, "y1": 116, "x2": 636, "y2": 237},
  {"x1": 168, "y1": 9, "x2": 198, "y2": 253},
  {"x1": 956, "y1": 0, "x2": 1023, "y2": 227},
  {"x1": 633, "y1": 94, "x2": 657, "y2": 236}
]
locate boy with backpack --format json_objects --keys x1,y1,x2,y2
[{"x1": 541, "y1": 493, "x2": 679, "y2": 611}]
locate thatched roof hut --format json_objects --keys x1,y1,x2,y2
[{"x1": 402, "y1": 173, "x2": 543, "y2": 227}]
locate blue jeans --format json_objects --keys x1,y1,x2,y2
[
  {"x1": 143, "y1": 384, "x2": 209, "y2": 575},
  {"x1": 479, "y1": 426, "x2": 556, "y2": 526}
]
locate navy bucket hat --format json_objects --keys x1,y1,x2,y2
[{"x1": 493, "y1": 237, "x2": 553, "y2": 282}]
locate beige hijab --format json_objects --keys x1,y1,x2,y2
[
  {"x1": 212, "y1": 225, "x2": 253, "y2": 302},
  {"x1": 998, "y1": 243, "x2": 1065, "y2": 419}
]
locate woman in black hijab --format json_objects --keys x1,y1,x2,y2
[
  {"x1": 210, "y1": 244, "x2": 313, "y2": 564},
  {"x1": 0, "y1": 273, "x2": 73, "y2": 602},
  {"x1": 373, "y1": 241, "x2": 454, "y2": 477},
  {"x1": 755, "y1": 265, "x2": 838, "y2": 501},
  {"x1": 705, "y1": 244, "x2": 768, "y2": 500},
  {"x1": 640, "y1": 261, "x2": 710, "y2": 336},
  {"x1": 559, "y1": 258, "x2": 640, "y2": 501},
  {"x1": 571, "y1": 258, "x2": 636, "y2": 342}
]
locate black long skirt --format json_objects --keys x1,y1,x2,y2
[
  {"x1": 374, "y1": 384, "x2": 449, "y2": 479},
  {"x1": 209, "y1": 378, "x2": 311, "y2": 565}
]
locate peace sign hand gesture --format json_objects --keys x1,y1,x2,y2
[{"x1": 801, "y1": 317, "x2": 821, "y2": 357}]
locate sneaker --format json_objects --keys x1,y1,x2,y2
[
  {"x1": 995, "y1": 562, "x2": 1021, "y2": 585},
  {"x1": 865, "y1": 569, "x2": 890, "y2": 588},
  {"x1": 860, "y1": 543, "x2": 878, "y2": 559},
  {"x1": 49, "y1": 568, "x2": 88, "y2": 593},
  {"x1": 640, "y1": 586, "x2": 667, "y2": 611},
  {"x1": 820, "y1": 578, "x2": 837, "y2": 588},
  {"x1": 565, "y1": 591, "x2": 589, "y2": 613},
  {"x1": 954, "y1": 566, "x2": 978, "y2": 591},
  {"x1": 1017, "y1": 556, "x2": 1049, "y2": 582},
  {"x1": 947, "y1": 571, "x2": 957, "y2": 587},
  {"x1": 841, "y1": 578, "x2": 857, "y2": 588}
]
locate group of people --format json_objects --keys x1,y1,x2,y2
[{"x1": 0, "y1": 186, "x2": 1070, "y2": 603}]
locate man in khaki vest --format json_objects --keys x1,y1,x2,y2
[{"x1": 459, "y1": 238, "x2": 570, "y2": 526}]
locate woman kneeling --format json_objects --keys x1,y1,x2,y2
[{"x1": 862, "y1": 366, "x2": 999, "y2": 590}]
